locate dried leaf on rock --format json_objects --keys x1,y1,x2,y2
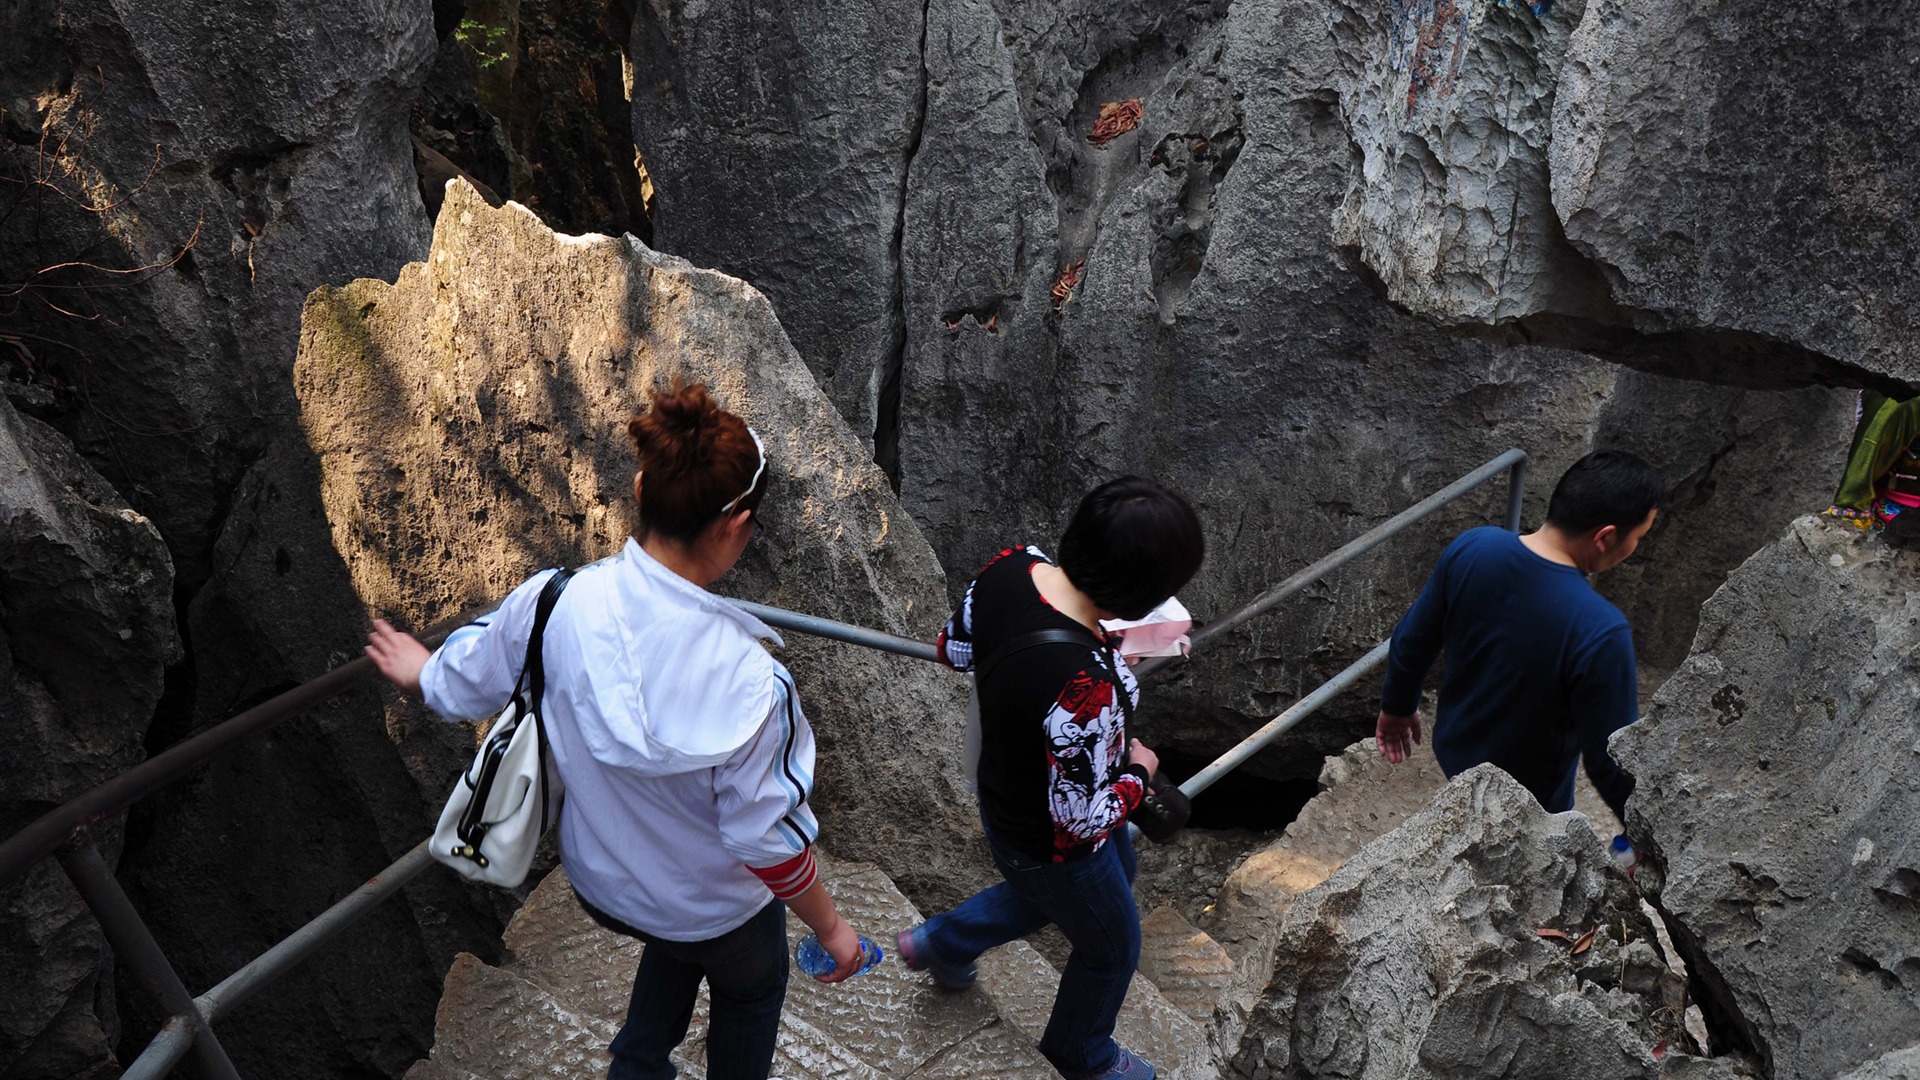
[
  {"x1": 1051, "y1": 259, "x2": 1086, "y2": 311},
  {"x1": 1570, "y1": 927, "x2": 1596, "y2": 955},
  {"x1": 1087, "y1": 99, "x2": 1144, "y2": 146},
  {"x1": 1535, "y1": 927, "x2": 1570, "y2": 941}
]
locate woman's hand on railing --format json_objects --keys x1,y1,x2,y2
[{"x1": 365, "y1": 619, "x2": 430, "y2": 697}]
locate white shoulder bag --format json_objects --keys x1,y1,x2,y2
[{"x1": 430, "y1": 567, "x2": 573, "y2": 886}]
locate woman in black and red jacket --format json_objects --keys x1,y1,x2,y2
[{"x1": 898, "y1": 476, "x2": 1204, "y2": 1080}]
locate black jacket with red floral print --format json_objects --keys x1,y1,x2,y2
[{"x1": 938, "y1": 546, "x2": 1148, "y2": 862}]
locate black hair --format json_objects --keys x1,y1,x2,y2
[
  {"x1": 1544, "y1": 450, "x2": 1668, "y2": 536},
  {"x1": 1056, "y1": 476, "x2": 1205, "y2": 621}
]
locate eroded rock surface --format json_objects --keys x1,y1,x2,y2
[
  {"x1": 0, "y1": 0, "x2": 435, "y2": 586},
  {"x1": 294, "y1": 179, "x2": 989, "y2": 912},
  {"x1": 628, "y1": 0, "x2": 1845, "y2": 789},
  {"x1": 1334, "y1": 0, "x2": 1920, "y2": 391},
  {"x1": 1222, "y1": 767, "x2": 1688, "y2": 1080},
  {"x1": 1616, "y1": 517, "x2": 1920, "y2": 1079},
  {"x1": 0, "y1": 397, "x2": 176, "y2": 1080}
]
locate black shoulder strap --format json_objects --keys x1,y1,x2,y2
[
  {"x1": 525, "y1": 567, "x2": 574, "y2": 713},
  {"x1": 976, "y1": 624, "x2": 1138, "y2": 756},
  {"x1": 975, "y1": 627, "x2": 1104, "y2": 689},
  {"x1": 527, "y1": 567, "x2": 573, "y2": 836}
]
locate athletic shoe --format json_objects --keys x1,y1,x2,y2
[
  {"x1": 896, "y1": 924, "x2": 977, "y2": 990},
  {"x1": 1074, "y1": 1046, "x2": 1156, "y2": 1080}
]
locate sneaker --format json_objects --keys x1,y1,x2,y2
[
  {"x1": 896, "y1": 924, "x2": 977, "y2": 990},
  {"x1": 1070, "y1": 1046, "x2": 1155, "y2": 1080}
]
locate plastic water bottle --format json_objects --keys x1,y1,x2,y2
[
  {"x1": 1609, "y1": 834, "x2": 1638, "y2": 872},
  {"x1": 795, "y1": 933, "x2": 884, "y2": 980}
]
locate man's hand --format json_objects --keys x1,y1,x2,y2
[
  {"x1": 1376, "y1": 710, "x2": 1421, "y2": 764},
  {"x1": 365, "y1": 619, "x2": 430, "y2": 697},
  {"x1": 1129, "y1": 738, "x2": 1161, "y2": 779}
]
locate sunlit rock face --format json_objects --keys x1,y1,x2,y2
[
  {"x1": 294, "y1": 178, "x2": 990, "y2": 912},
  {"x1": 1617, "y1": 517, "x2": 1920, "y2": 1080}
]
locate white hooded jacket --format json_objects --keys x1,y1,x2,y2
[{"x1": 420, "y1": 538, "x2": 819, "y2": 941}]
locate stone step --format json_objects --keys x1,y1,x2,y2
[
  {"x1": 973, "y1": 926, "x2": 1217, "y2": 1080},
  {"x1": 411, "y1": 850, "x2": 1218, "y2": 1078},
  {"x1": 1135, "y1": 905, "x2": 1235, "y2": 1030}
]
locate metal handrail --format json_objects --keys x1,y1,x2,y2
[{"x1": 3, "y1": 447, "x2": 1525, "y2": 1079}]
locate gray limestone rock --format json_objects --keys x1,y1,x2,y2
[
  {"x1": 1614, "y1": 517, "x2": 1920, "y2": 1079},
  {"x1": 0, "y1": 0, "x2": 436, "y2": 588},
  {"x1": 292, "y1": 179, "x2": 990, "y2": 914},
  {"x1": 1839, "y1": 1046, "x2": 1920, "y2": 1080},
  {"x1": 1222, "y1": 766, "x2": 1685, "y2": 1080},
  {"x1": 1591, "y1": 377, "x2": 1855, "y2": 670},
  {"x1": 1330, "y1": 0, "x2": 1612, "y2": 327},
  {"x1": 0, "y1": 397, "x2": 177, "y2": 1080},
  {"x1": 630, "y1": 0, "x2": 927, "y2": 447},
  {"x1": 1551, "y1": 1, "x2": 1920, "y2": 389},
  {"x1": 1331, "y1": 0, "x2": 1920, "y2": 392}
]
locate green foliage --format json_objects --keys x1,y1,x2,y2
[{"x1": 455, "y1": 17, "x2": 511, "y2": 69}]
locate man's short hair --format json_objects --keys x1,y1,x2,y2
[
  {"x1": 1545, "y1": 450, "x2": 1668, "y2": 535},
  {"x1": 1057, "y1": 476, "x2": 1205, "y2": 622}
]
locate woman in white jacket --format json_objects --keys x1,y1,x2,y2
[{"x1": 366, "y1": 382, "x2": 866, "y2": 1080}]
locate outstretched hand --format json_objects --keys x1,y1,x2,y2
[
  {"x1": 1376, "y1": 710, "x2": 1421, "y2": 764},
  {"x1": 365, "y1": 619, "x2": 430, "y2": 697}
]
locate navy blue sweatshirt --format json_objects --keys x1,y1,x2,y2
[{"x1": 1380, "y1": 527, "x2": 1638, "y2": 820}]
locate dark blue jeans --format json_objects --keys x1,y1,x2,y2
[
  {"x1": 919, "y1": 824, "x2": 1140, "y2": 1077},
  {"x1": 575, "y1": 892, "x2": 788, "y2": 1080}
]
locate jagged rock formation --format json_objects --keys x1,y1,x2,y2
[
  {"x1": 1591, "y1": 375, "x2": 1853, "y2": 670},
  {"x1": 293, "y1": 179, "x2": 991, "y2": 913},
  {"x1": 1222, "y1": 767, "x2": 1696, "y2": 1080},
  {"x1": 414, "y1": 0, "x2": 648, "y2": 237},
  {"x1": 0, "y1": 0, "x2": 435, "y2": 587},
  {"x1": 1336, "y1": 0, "x2": 1920, "y2": 392},
  {"x1": 627, "y1": 0, "x2": 1849, "y2": 787},
  {"x1": 405, "y1": 852, "x2": 1214, "y2": 1080},
  {"x1": 0, "y1": 397, "x2": 177, "y2": 1080},
  {"x1": 630, "y1": 0, "x2": 923, "y2": 451},
  {"x1": 1840, "y1": 1046, "x2": 1920, "y2": 1080},
  {"x1": 1616, "y1": 517, "x2": 1920, "y2": 1079}
]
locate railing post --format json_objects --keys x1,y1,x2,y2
[
  {"x1": 56, "y1": 835, "x2": 243, "y2": 1080},
  {"x1": 1505, "y1": 455, "x2": 1529, "y2": 532}
]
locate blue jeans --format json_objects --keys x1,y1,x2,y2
[
  {"x1": 920, "y1": 824, "x2": 1140, "y2": 1077},
  {"x1": 575, "y1": 892, "x2": 789, "y2": 1080}
]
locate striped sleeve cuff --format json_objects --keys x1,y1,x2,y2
[{"x1": 746, "y1": 848, "x2": 818, "y2": 900}]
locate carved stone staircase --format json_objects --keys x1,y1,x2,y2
[
  {"x1": 403, "y1": 853, "x2": 1216, "y2": 1080},
  {"x1": 400, "y1": 737, "x2": 1623, "y2": 1080}
]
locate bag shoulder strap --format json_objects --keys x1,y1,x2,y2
[
  {"x1": 527, "y1": 567, "x2": 573, "y2": 836},
  {"x1": 976, "y1": 625, "x2": 1138, "y2": 735},
  {"x1": 525, "y1": 566, "x2": 575, "y2": 713},
  {"x1": 975, "y1": 626, "x2": 1104, "y2": 689}
]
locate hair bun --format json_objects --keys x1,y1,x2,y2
[{"x1": 631, "y1": 382, "x2": 721, "y2": 473}]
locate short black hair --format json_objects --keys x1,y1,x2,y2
[
  {"x1": 1545, "y1": 450, "x2": 1668, "y2": 536},
  {"x1": 1057, "y1": 476, "x2": 1205, "y2": 621}
]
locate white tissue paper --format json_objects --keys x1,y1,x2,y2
[{"x1": 1101, "y1": 596, "x2": 1192, "y2": 662}]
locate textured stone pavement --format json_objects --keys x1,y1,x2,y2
[{"x1": 406, "y1": 852, "x2": 1215, "y2": 1079}]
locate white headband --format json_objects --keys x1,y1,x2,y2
[{"x1": 718, "y1": 427, "x2": 767, "y2": 515}]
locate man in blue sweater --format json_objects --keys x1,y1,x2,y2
[{"x1": 1376, "y1": 450, "x2": 1667, "y2": 823}]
